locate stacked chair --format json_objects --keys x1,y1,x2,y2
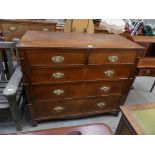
[{"x1": 0, "y1": 38, "x2": 26, "y2": 131}]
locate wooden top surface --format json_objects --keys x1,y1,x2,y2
[
  {"x1": 120, "y1": 103, "x2": 155, "y2": 135},
  {"x1": 9, "y1": 123, "x2": 113, "y2": 135},
  {"x1": 17, "y1": 31, "x2": 144, "y2": 49},
  {"x1": 132, "y1": 36, "x2": 155, "y2": 43}
]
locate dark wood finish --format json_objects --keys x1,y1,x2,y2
[
  {"x1": 26, "y1": 49, "x2": 85, "y2": 66},
  {"x1": 32, "y1": 95, "x2": 122, "y2": 120},
  {"x1": 88, "y1": 50, "x2": 136, "y2": 65},
  {"x1": 115, "y1": 116, "x2": 135, "y2": 135},
  {"x1": 31, "y1": 80, "x2": 130, "y2": 100},
  {"x1": 17, "y1": 31, "x2": 143, "y2": 126},
  {"x1": 30, "y1": 66, "x2": 133, "y2": 83},
  {"x1": 26, "y1": 49, "x2": 137, "y2": 66},
  {"x1": 115, "y1": 103, "x2": 155, "y2": 135},
  {"x1": 138, "y1": 68, "x2": 155, "y2": 76},
  {"x1": 0, "y1": 20, "x2": 56, "y2": 41},
  {"x1": 11, "y1": 123, "x2": 113, "y2": 135}
]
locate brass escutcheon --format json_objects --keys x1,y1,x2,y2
[
  {"x1": 104, "y1": 70, "x2": 114, "y2": 77},
  {"x1": 97, "y1": 102, "x2": 106, "y2": 108},
  {"x1": 53, "y1": 89, "x2": 64, "y2": 95},
  {"x1": 54, "y1": 106, "x2": 64, "y2": 112},
  {"x1": 52, "y1": 72, "x2": 64, "y2": 79},
  {"x1": 52, "y1": 56, "x2": 64, "y2": 63},
  {"x1": 100, "y1": 86, "x2": 110, "y2": 92},
  {"x1": 108, "y1": 55, "x2": 118, "y2": 63}
]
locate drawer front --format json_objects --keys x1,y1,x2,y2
[
  {"x1": 29, "y1": 25, "x2": 55, "y2": 31},
  {"x1": 33, "y1": 95, "x2": 122, "y2": 119},
  {"x1": 2, "y1": 23, "x2": 29, "y2": 34},
  {"x1": 3, "y1": 33, "x2": 24, "y2": 41},
  {"x1": 31, "y1": 80, "x2": 129, "y2": 100},
  {"x1": 89, "y1": 50, "x2": 136, "y2": 65},
  {"x1": 26, "y1": 50, "x2": 85, "y2": 66},
  {"x1": 138, "y1": 69, "x2": 155, "y2": 76},
  {"x1": 30, "y1": 66, "x2": 133, "y2": 83}
]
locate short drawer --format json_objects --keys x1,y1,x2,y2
[
  {"x1": 138, "y1": 68, "x2": 155, "y2": 76},
  {"x1": 30, "y1": 66, "x2": 133, "y2": 83},
  {"x1": 2, "y1": 23, "x2": 29, "y2": 34},
  {"x1": 32, "y1": 95, "x2": 122, "y2": 119},
  {"x1": 89, "y1": 50, "x2": 136, "y2": 65},
  {"x1": 26, "y1": 50, "x2": 85, "y2": 66},
  {"x1": 31, "y1": 80, "x2": 129, "y2": 100}
]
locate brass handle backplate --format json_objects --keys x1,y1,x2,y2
[
  {"x1": 43, "y1": 28, "x2": 49, "y2": 31},
  {"x1": 100, "y1": 86, "x2": 110, "y2": 92},
  {"x1": 53, "y1": 89, "x2": 64, "y2": 95},
  {"x1": 108, "y1": 55, "x2": 118, "y2": 63},
  {"x1": 52, "y1": 72, "x2": 64, "y2": 79},
  {"x1": 9, "y1": 26, "x2": 17, "y2": 31},
  {"x1": 52, "y1": 56, "x2": 64, "y2": 63},
  {"x1": 145, "y1": 70, "x2": 151, "y2": 74},
  {"x1": 54, "y1": 106, "x2": 64, "y2": 112},
  {"x1": 97, "y1": 102, "x2": 106, "y2": 108},
  {"x1": 104, "y1": 70, "x2": 114, "y2": 77}
]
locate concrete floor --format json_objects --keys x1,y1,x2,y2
[{"x1": 0, "y1": 76, "x2": 155, "y2": 134}]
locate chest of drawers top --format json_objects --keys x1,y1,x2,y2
[{"x1": 17, "y1": 31, "x2": 143, "y2": 50}]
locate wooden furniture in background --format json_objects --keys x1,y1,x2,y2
[
  {"x1": 0, "y1": 19, "x2": 57, "y2": 41},
  {"x1": 115, "y1": 103, "x2": 155, "y2": 135},
  {"x1": 132, "y1": 36, "x2": 155, "y2": 92},
  {"x1": 132, "y1": 36, "x2": 155, "y2": 57},
  {"x1": 94, "y1": 27, "x2": 130, "y2": 39},
  {"x1": 0, "y1": 41, "x2": 26, "y2": 131},
  {"x1": 17, "y1": 31, "x2": 143, "y2": 126},
  {"x1": 137, "y1": 58, "x2": 155, "y2": 92},
  {"x1": 10, "y1": 123, "x2": 112, "y2": 135}
]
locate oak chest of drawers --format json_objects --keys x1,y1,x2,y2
[
  {"x1": 0, "y1": 19, "x2": 56, "y2": 41},
  {"x1": 17, "y1": 31, "x2": 144, "y2": 126}
]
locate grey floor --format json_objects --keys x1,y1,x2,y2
[{"x1": 0, "y1": 76, "x2": 155, "y2": 134}]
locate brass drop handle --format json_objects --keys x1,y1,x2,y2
[
  {"x1": 97, "y1": 102, "x2": 106, "y2": 108},
  {"x1": 145, "y1": 70, "x2": 150, "y2": 74},
  {"x1": 52, "y1": 72, "x2": 64, "y2": 79},
  {"x1": 43, "y1": 28, "x2": 49, "y2": 31},
  {"x1": 9, "y1": 26, "x2": 17, "y2": 31},
  {"x1": 104, "y1": 70, "x2": 114, "y2": 77},
  {"x1": 52, "y1": 56, "x2": 64, "y2": 63},
  {"x1": 108, "y1": 55, "x2": 118, "y2": 63},
  {"x1": 100, "y1": 86, "x2": 110, "y2": 92},
  {"x1": 54, "y1": 106, "x2": 64, "y2": 112},
  {"x1": 53, "y1": 89, "x2": 64, "y2": 95}
]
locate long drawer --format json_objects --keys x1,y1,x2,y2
[
  {"x1": 31, "y1": 80, "x2": 129, "y2": 101},
  {"x1": 32, "y1": 95, "x2": 122, "y2": 119},
  {"x1": 30, "y1": 66, "x2": 133, "y2": 83},
  {"x1": 25, "y1": 49, "x2": 136, "y2": 66}
]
